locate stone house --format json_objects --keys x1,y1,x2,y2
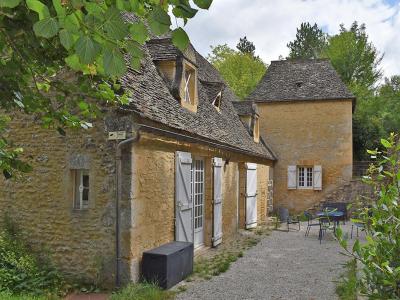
[
  {"x1": 0, "y1": 37, "x2": 275, "y2": 286},
  {"x1": 246, "y1": 59, "x2": 355, "y2": 213}
]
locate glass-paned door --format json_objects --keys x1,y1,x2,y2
[{"x1": 191, "y1": 158, "x2": 205, "y2": 248}]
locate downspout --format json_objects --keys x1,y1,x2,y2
[{"x1": 115, "y1": 131, "x2": 140, "y2": 288}]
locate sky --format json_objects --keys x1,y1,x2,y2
[{"x1": 182, "y1": 0, "x2": 400, "y2": 78}]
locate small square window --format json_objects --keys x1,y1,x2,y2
[
  {"x1": 298, "y1": 166, "x2": 313, "y2": 189},
  {"x1": 73, "y1": 169, "x2": 89, "y2": 210}
]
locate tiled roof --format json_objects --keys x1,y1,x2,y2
[
  {"x1": 120, "y1": 39, "x2": 276, "y2": 160},
  {"x1": 247, "y1": 59, "x2": 355, "y2": 102},
  {"x1": 232, "y1": 101, "x2": 258, "y2": 116}
]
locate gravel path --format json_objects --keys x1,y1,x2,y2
[{"x1": 177, "y1": 222, "x2": 357, "y2": 300}]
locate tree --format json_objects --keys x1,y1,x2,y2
[
  {"x1": 336, "y1": 133, "x2": 400, "y2": 298},
  {"x1": 236, "y1": 36, "x2": 255, "y2": 56},
  {"x1": 323, "y1": 22, "x2": 383, "y2": 89},
  {"x1": 207, "y1": 43, "x2": 266, "y2": 99},
  {"x1": 287, "y1": 22, "x2": 327, "y2": 59},
  {"x1": 0, "y1": 0, "x2": 213, "y2": 178}
]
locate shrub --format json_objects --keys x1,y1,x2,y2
[
  {"x1": 0, "y1": 217, "x2": 64, "y2": 296},
  {"x1": 336, "y1": 133, "x2": 400, "y2": 298}
]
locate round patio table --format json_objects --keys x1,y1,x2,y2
[{"x1": 316, "y1": 210, "x2": 344, "y2": 228}]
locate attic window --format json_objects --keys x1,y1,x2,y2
[
  {"x1": 213, "y1": 92, "x2": 222, "y2": 111},
  {"x1": 253, "y1": 115, "x2": 260, "y2": 143},
  {"x1": 180, "y1": 60, "x2": 198, "y2": 113}
]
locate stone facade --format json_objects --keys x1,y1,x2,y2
[
  {"x1": 127, "y1": 131, "x2": 271, "y2": 281},
  {"x1": 257, "y1": 100, "x2": 353, "y2": 213},
  {"x1": 0, "y1": 115, "x2": 272, "y2": 285},
  {"x1": 0, "y1": 113, "x2": 118, "y2": 286}
]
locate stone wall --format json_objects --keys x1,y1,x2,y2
[
  {"x1": 257, "y1": 100, "x2": 353, "y2": 213},
  {"x1": 0, "y1": 114, "x2": 273, "y2": 286},
  {"x1": 126, "y1": 132, "x2": 272, "y2": 281},
  {"x1": 0, "y1": 113, "x2": 118, "y2": 286}
]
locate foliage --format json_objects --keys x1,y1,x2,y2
[
  {"x1": 287, "y1": 22, "x2": 327, "y2": 59},
  {"x1": 0, "y1": 216, "x2": 64, "y2": 296},
  {"x1": 110, "y1": 282, "x2": 175, "y2": 300},
  {"x1": 0, "y1": 0, "x2": 213, "y2": 179},
  {"x1": 193, "y1": 251, "x2": 241, "y2": 280},
  {"x1": 236, "y1": 36, "x2": 255, "y2": 56},
  {"x1": 336, "y1": 259, "x2": 358, "y2": 300},
  {"x1": 0, "y1": 292, "x2": 52, "y2": 300},
  {"x1": 336, "y1": 133, "x2": 400, "y2": 299},
  {"x1": 323, "y1": 22, "x2": 383, "y2": 89},
  {"x1": 207, "y1": 42, "x2": 266, "y2": 99}
]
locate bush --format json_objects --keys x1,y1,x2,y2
[
  {"x1": 336, "y1": 133, "x2": 400, "y2": 298},
  {"x1": 0, "y1": 217, "x2": 64, "y2": 296}
]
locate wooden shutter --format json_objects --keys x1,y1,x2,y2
[
  {"x1": 287, "y1": 165, "x2": 297, "y2": 189},
  {"x1": 212, "y1": 157, "x2": 223, "y2": 247},
  {"x1": 245, "y1": 163, "x2": 257, "y2": 229},
  {"x1": 175, "y1": 151, "x2": 193, "y2": 243},
  {"x1": 313, "y1": 165, "x2": 322, "y2": 190}
]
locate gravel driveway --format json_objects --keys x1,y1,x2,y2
[{"x1": 177, "y1": 223, "x2": 357, "y2": 300}]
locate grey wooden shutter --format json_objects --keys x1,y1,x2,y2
[
  {"x1": 212, "y1": 157, "x2": 223, "y2": 247},
  {"x1": 313, "y1": 165, "x2": 322, "y2": 190},
  {"x1": 175, "y1": 151, "x2": 193, "y2": 243},
  {"x1": 245, "y1": 163, "x2": 257, "y2": 229},
  {"x1": 287, "y1": 165, "x2": 297, "y2": 189}
]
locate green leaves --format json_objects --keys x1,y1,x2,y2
[
  {"x1": 103, "y1": 48, "x2": 126, "y2": 77},
  {"x1": 0, "y1": 0, "x2": 21, "y2": 8},
  {"x1": 33, "y1": 18, "x2": 59, "y2": 38},
  {"x1": 193, "y1": 0, "x2": 212, "y2": 9},
  {"x1": 172, "y1": 28, "x2": 189, "y2": 51},
  {"x1": 103, "y1": 7, "x2": 129, "y2": 40},
  {"x1": 129, "y1": 22, "x2": 148, "y2": 44},
  {"x1": 26, "y1": 0, "x2": 50, "y2": 20},
  {"x1": 75, "y1": 35, "x2": 100, "y2": 64},
  {"x1": 381, "y1": 138, "x2": 392, "y2": 148},
  {"x1": 59, "y1": 29, "x2": 76, "y2": 50},
  {"x1": 148, "y1": 6, "x2": 171, "y2": 35}
]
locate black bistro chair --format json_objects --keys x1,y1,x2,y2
[
  {"x1": 304, "y1": 211, "x2": 320, "y2": 237},
  {"x1": 278, "y1": 207, "x2": 300, "y2": 232}
]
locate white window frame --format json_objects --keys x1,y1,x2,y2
[
  {"x1": 297, "y1": 166, "x2": 313, "y2": 189},
  {"x1": 73, "y1": 169, "x2": 89, "y2": 210}
]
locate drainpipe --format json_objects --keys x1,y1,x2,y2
[{"x1": 115, "y1": 131, "x2": 140, "y2": 288}]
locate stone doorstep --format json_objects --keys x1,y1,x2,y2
[{"x1": 65, "y1": 293, "x2": 109, "y2": 300}]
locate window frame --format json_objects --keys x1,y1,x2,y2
[
  {"x1": 72, "y1": 169, "x2": 90, "y2": 210},
  {"x1": 180, "y1": 60, "x2": 198, "y2": 113},
  {"x1": 297, "y1": 166, "x2": 313, "y2": 189}
]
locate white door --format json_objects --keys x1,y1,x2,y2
[
  {"x1": 246, "y1": 163, "x2": 257, "y2": 229},
  {"x1": 175, "y1": 151, "x2": 193, "y2": 243},
  {"x1": 192, "y1": 158, "x2": 205, "y2": 248},
  {"x1": 212, "y1": 157, "x2": 223, "y2": 247}
]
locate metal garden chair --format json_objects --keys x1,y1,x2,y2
[
  {"x1": 278, "y1": 207, "x2": 300, "y2": 232},
  {"x1": 304, "y1": 211, "x2": 320, "y2": 237}
]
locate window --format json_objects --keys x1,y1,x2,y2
[
  {"x1": 298, "y1": 166, "x2": 313, "y2": 189},
  {"x1": 212, "y1": 92, "x2": 222, "y2": 111},
  {"x1": 73, "y1": 169, "x2": 89, "y2": 210},
  {"x1": 253, "y1": 116, "x2": 260, "y2": 143},
  {"x1": 183, "y1": 65, "x2": 196, "y2": 105},
  {"x1": 180, "y1": 61, "x2": 198, "y2": 112}
]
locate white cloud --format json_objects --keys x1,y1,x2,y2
[{"x1": 183, "y1": 0, "x2": 400, "y2": 78}]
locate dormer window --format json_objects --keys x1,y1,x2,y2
[
  {"x1": 213, "y1": 92, "x2": 222, "y2": 112},
  {"x1": 180, "y1": 60, "x2": 198, "y2": 113}
]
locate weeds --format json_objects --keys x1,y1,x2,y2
[
  {"x1": 110, "y1": 283, "x2": 175, "y2": 300},
  {"x1": 336, "y1": 259, "x2": 357, "y2": 300}
]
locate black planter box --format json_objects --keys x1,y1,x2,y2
[{"x1": 141, "y1": 241, "x2": 193, "y2": 289}]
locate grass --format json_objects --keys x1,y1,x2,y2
[
  {"x1": 0, "y1": 292, "x2": 57, "y2": 300},
  {"x1": 192, "y1": 251, "x2": 241, "y2": 279},
  {"x1": 110, "y1": 283, "x2": 176, "y2": 300},
  {"x1": 336, "y1": 259, "x2": 358, "y2": 300}
]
